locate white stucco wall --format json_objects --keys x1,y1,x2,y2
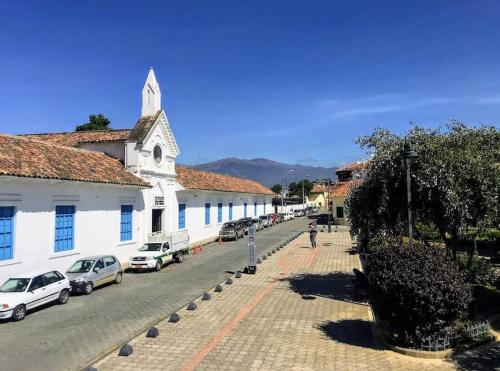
[
  {"x1": 78, "y1": 142, "x2": 125, "y2": 161},
  {"x1": 0, "y1": 177, "x2": 146, "y2": 283},
  {"x1": 176, "y1": 190, "x2": 273, "y2": 244}
]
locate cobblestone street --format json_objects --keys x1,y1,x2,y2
[{"x1": 94, "y1": 229, "x2": 455, "y2": 371}]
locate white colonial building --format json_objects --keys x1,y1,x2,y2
[{"x1": 0, "y1": 69, "x2": 273, "y2": 282}]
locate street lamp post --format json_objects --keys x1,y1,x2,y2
[
  {"x1": 326, "y1": 178, "x2": 332, "y2": 233},
  {"x1": 281, "y1": 169, "x2": 294, "y2": 212},
  {"x1": 302, "y1": 174, "x2": 309, "y2": 210},
  {"x1": 403, "y1": 142, "x2": 418, "y2": 248}
]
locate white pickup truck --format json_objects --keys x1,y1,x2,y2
[{"x1": 129, "y1": 230, "x2": 189, "y2": 272}]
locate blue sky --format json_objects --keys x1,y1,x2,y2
[{"x1": 1, "y1": 1, "x2": 500, "y2": 167}]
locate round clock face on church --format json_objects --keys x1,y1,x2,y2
[{"x1": 153, "y1": 145, "x2": 162, "y2": 163}]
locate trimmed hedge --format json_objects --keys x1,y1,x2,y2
[{"x1": 365, "y1": 246, "x2": 472, "y2": 346}]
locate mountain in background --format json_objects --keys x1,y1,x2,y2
[{"x1": 190, "y1": 157, "x2": 337, "y2": 187}]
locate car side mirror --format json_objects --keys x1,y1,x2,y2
[{"x1": 93, "y1": 267, "x2": 101, "y2": 273}]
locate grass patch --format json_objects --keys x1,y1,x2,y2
[{"x1": 472, "y1": 284, "x2": 500, "y2": 319}]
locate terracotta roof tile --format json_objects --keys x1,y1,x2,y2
[
  {"x1": 330, "y1": 179, "x2": 363, "y2": 197},
  {"x1": 129, "y1": 111, "x2": 162, "y2": 144},
  {"x1": 336, "y1": 161, "x2": 368, "y2": 173},
  {"x1": 0, "y1": 134, "x2": 150, "y2": 187},
  {"x1": 21, "y1": 129, "x2": 132, "y2": 147},
  {"x1": 175, "y1": 165, "x2": 274, "y2": 195},
  {"x1": 311, "y1": 184, "x2": 327, "y2": 193}
]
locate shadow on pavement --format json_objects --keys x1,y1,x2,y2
[
  {"x1": 316, "y1": 319, "x2": 380, "y2": 350},
  {"x1": 281, "y1": 272, "x2": 368, "y2": 305},
  {"x1": 452, "y1": 341, "x2": 500, "y2": 371}
]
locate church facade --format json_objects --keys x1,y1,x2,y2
[{"x1": 0, "y1": 69, "x2": 273, "y2": 282}]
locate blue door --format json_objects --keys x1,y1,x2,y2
[
  {"x1": 55, "y1": 206, "x2": 75, "y2": 252},
  {"x1": 0, "y1": 207, "x2": 14, "y2": 261}
]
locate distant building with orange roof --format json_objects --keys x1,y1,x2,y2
[{"x1": 329, "y1": 161, "x2": 368, "y2": 225}]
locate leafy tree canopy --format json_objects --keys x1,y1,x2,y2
[
  {"x1": 271, "y1": 184, "x2": 283, "y2": 194},
  {"x1": 75, "y1": 114, "x2": 111, "y2": 132},
  {"x1": 288, "y1": 179, "x2": 315, "y2": 198},
  {"x1": 346, "y1": 122, "x2": 500, "y2": 260}
]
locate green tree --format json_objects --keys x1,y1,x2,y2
[
  {"x1": 288, "y1": 179, "x2": 314, "y2": 198},
  {"x1": 271, "y1": 184, "x2": 283, "y2": 194},
  {"x1": 75, "y1": 114, "x2": 111, "y2": 131},
  {"x1": 347, "y1": 123, "x2": 500, "y2": 261}
]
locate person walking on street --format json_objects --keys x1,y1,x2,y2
[{"x1": 309, "y1": 222, "x2": 318, "y2": 248}]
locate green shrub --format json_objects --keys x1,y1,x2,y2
[
  {"x1": 456, "y1": 253, "x2": 497, "y2": 286},
  {"x1": 365, "y1": 246, "x2": 472, "y2": 347}
]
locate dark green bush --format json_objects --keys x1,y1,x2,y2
[
  {"x1": 365, "y1": 246, "x2": 472, "y2": 347},
  {"x1": 456, "y1": 253, "x2": 497, "y2": 286}
]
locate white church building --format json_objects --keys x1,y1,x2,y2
[{"x1": 0, "y1": 69, "x2": 274, "y2": 282}]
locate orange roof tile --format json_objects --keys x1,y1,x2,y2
[
  {"x1": 330, "y1": 179, "x2": 363, "y2": 197},
  {"x1": 21, "y1": 129, "x2": 132, "y2": 147},
  {"x1": 336, "y1": 161, "x2": 368, "y2": 173},
  {"x1": 129, "y1": 111, "x2": 162, "y2": 144},
  {"x1": 0, "y1": 134, "x2": 150, "y2": 187},
  {"x1": 175, "y1": 165, "x2": 274, "y2": 195},
  {"x1": 311, "y1": 184, "x2": 327, "y2": 193}
]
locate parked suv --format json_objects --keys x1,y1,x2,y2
[
  {"x1": 0, "y1": 270, "x2": 70, "y2": 321},
  {"x1": 238, "y1": 217, "x2": 254, "y2": 235},
  {"x1": 219, "y1": 221, "x2": 245, "y2": 241},
  {"x1": 252, "y1": 218, "x2": 264, "y2": 230},
  {"x1": 66, "y1": 255, "x2": 122, "y2": 295},
  {"x1": 259, "y1": 214, "x2": 272, "y2": 228}
]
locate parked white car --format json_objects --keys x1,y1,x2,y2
[{"x1": 0, "y1": 270, "x2": 71, "y2": 321}]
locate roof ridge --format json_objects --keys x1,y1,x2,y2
[
  {"x1": 176, "y1": 164, "x2": 264, "y2": 184},
  {"x1": 20, "y1": 128, "x2": 132, "y2": 136}
]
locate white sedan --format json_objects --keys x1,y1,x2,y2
[{"x1": 0, "y1": 270, "x2": 71, "y2": 321}]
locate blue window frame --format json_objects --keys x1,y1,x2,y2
[
  {"x1": 178, "y1": 204, "x2": 186, "y2": 229},
  {"x1": 254, "y1": 202, "x2": 257, "y2": 216},
  {"x1": 205, "y1": 203, "x2": 211, "y2": 225},
  {"x1": 217, "y1": 203, "x2": 223, "y2": 223},
  {"x1": 263, "y1": 202, "x2": 266, "y2": 214},
  {"x1": 229, "y1": 203, "x2": 233, "y2": 220},
  {"x1": 120, "y1": 205, "x2": 133, "y2": 241},
  {"x1": 55, "y1": 206, "x2": 75, "y2": 252},
  {"x1": 244, "y1": 203, "x2": 248, "y2": 218},
  {"x1": 0, "y1": 207, "x2": 14, "y2": 261}
]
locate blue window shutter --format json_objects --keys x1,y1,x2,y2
[
  {"x1": 178, "y1": 204, "x2": 186, "y2": 229},
  {"x1": 205, "y1": 203, "x2": 211, "y2": 225},
  {"x1": 0, "y1": 207, "x2": 14, "y2": 261},
  {"x1": 244, "y1": 203, "x2": 247, "y2": 218},
  {"x1": 55, "y1": 206, "x2": 75, "y2": 252},
  {"x1": 217, "y1": 203, "x2": 223, "y2": 223},
  {"x1": 254, "y1": 203, "x2": 257, "y2": 216},
  {"x1": 229, "y1": 203, "x2": 233, "y2": 220},
  {"x1": 264, "y1": 202, "x2": 266, "y2": 214},
  {"x1": 120, "y1": 205, "x2": 133, "y2": 241}
]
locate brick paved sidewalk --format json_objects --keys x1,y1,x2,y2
[{"x1": 93, "y1": 229, "x2": 455, "y2": 371}]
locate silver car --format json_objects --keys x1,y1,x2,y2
[{"x1": 66, "y1": 255, "x2": 122, "y2": 295}]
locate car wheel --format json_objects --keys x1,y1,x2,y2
[
  {"x1": 84, "y1": 282, "x2": 93, "y2": 295},
  {"x1": 155, "y1": 260, "x2": 162, "y2": 271},
  {"x1": 176, "y1": 254, "x2": 184, "y2": 263},
  {"x1": 115, "y1": 272, "x2": 123, "y2": 284},
  {"x1": 12, "y1": 304, "x2": 26, "y2": 321},
  {"x1": 58, "y1": 289, "x2": 70, "y2": 304}
]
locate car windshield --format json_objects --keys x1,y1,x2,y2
[
  {"x1": 259, "y1": 216, "x2": 267, "y2": 220},
  {"x1": 139, "y1": 243, "x2": 162, "y2": 251},
  {"x1": 0, "y1": 278, "x2": 30, "y2": 293},
  {"x1": 223, "y1": 223, "x2": 236, "y2": 228},
  {"x1": 67, "y1": 260, "x2": 95, "y2": 273}
]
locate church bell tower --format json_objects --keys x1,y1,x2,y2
[{"x1": 141, "y1": 68, "x2": 162, "y2": 117}]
